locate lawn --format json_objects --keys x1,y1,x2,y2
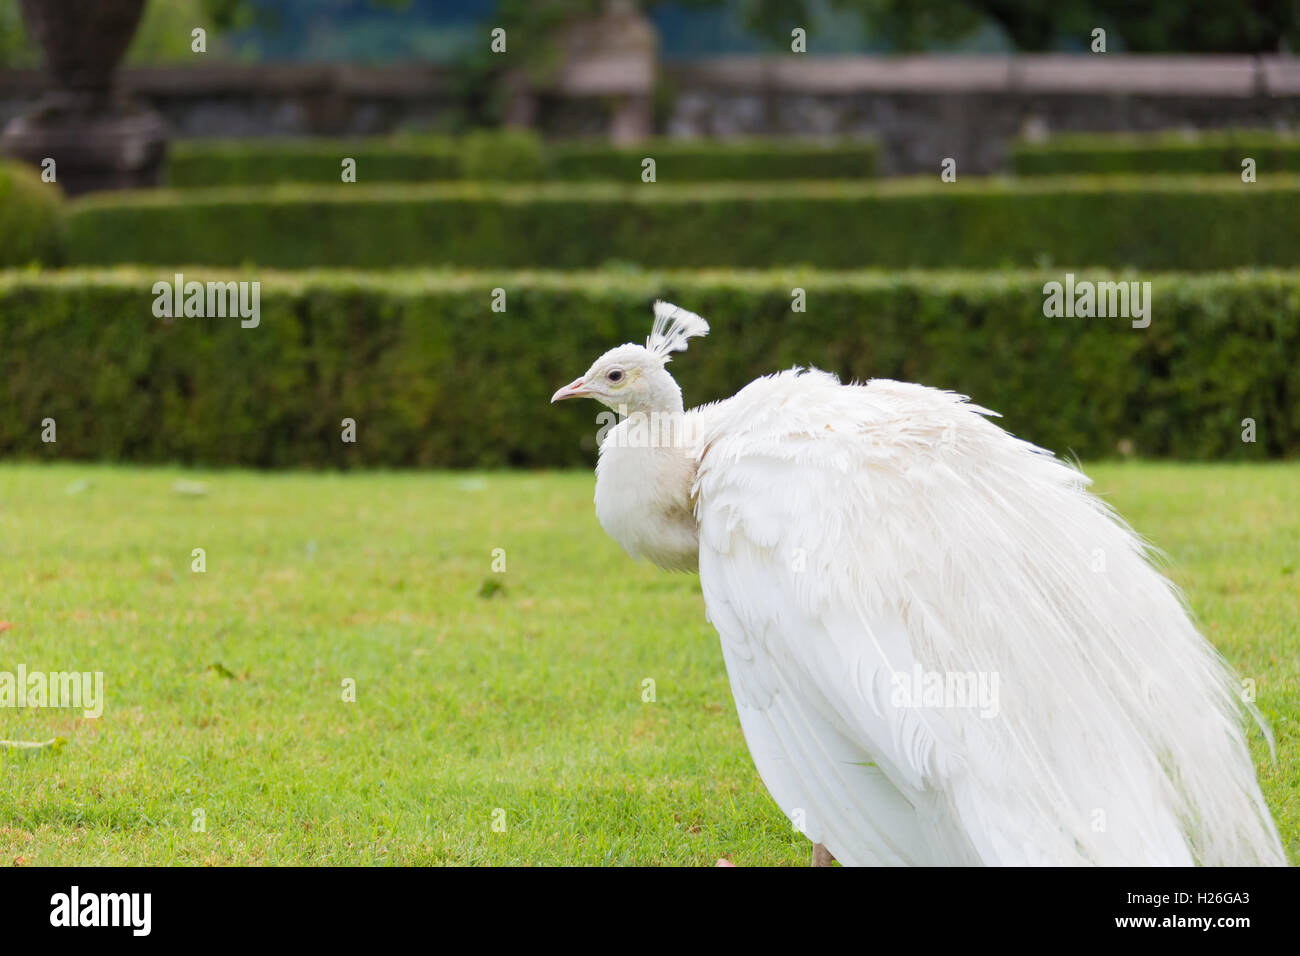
[{"x1": 1, "y1": 462, "x2": 1296, "y2": 866}]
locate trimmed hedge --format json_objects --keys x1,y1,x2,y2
[
  {"x1": 165, "y1": 135, "x2": 877, "y2": 186},
  {"x1": 2, "y1": 268, "x2": 1297, "y2": 467},
  {"x1": 166, "y1": 137, "x2": 463, "y2": 187},
  {"x1": 0, "y1": 159, "x2": 61, "y2": 267},
  {"x1": 459, "y1": 129, "x2": 546, "y2": 181},
  {"x1": 1013, "y1": 132, "x2": 1300, "y2": 176},
  {"x1": 61, "y1": 177, "x2": 1300, "y2": 271},
  {"x1": 546, "y1": 139, "x2": 877, "y2": 181}
]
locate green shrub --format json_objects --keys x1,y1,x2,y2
[
  {"x1": 163, "y1": 135, "x2": 878, "y2": 186},
  {"x1": 1, "y1": 268, "x2": 1296, "y2": 467},
  {"x1": 1013, "y1": 131, "x2": 1300, "y2": 176},
  {"x1": 459, "y1": 129, "x2": 545, "y2": 181},
  {"x1": 0, "y1": 159, "x2": 61, "y2": 266},
  {"x1": 60, "y1": 177, "x2": 1300, "y2": 271},
  {"x1": 166, "y1": 137, "x2": 463, "y2": 187},
  {"x1": 546, "y1": 139, "x2": 877, "y2": 181}
]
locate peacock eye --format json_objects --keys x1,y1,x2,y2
[{"x1": 607, "y1": 369, "x2": 624, "y2": 383}]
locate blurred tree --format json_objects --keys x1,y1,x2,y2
[
  {"x1": 737, "y1": 0, "x2": 1298, "y2": 53},
  {"x1": 201, "y1": 0, "x2": 479, "y2": 62},
  {"x1": 0, "y1": 0, "x2": 35, "y2": 66},
  {"x1": 1078, "y1": 0, "x2": 1297, "y2": 53},
  {"x1": 0, "y1": 0, "x2": 222, "y2": 65},
  {"x1": 202, "y1": 0, "x2": 265, "y2": 30},
  {"x1": 6, "y1": 0, "x2": 1293, "y2": 68},
  {"x1": 129, "y1": 0, "x2": 222, "y2": 62},
  {"x1": 201, "y1": 0, "x2": 412, "y2": 31},
  {"x1": 491, "y1": 0, "x2": 1300, "y2": 55}
]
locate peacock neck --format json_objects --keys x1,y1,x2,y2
[{"x1": 593, "y1": 410, "x2": 700, "y2": 572}]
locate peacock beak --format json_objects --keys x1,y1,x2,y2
[{"x1": 550, "y1": 378, "x2": 589, "y2": 403}]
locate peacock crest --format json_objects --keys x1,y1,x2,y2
[{"x1": 646, "y1": 300, "x2": 709, "y2": 364}]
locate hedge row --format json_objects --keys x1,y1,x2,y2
[
  {"x1": 2, "y1": 268, "x2": 1296, "y2": 467},
  {"x1": 166, "y1": 134, "x2": 878, "y2": 186},
  {"x1": 165, "y1": 137, "x2": 463, "y2": 188},
  {"x1": 1013, "y1": 131, "x2": 1300, "y2": 176},
  {"x1": 547, "y1": 139, "x2": 877, "y2": 181},
  {"x1": 62, "y1": 177, "x2": 1300, "y2": 271},
  {"x1": 0, "y1": 160, "x2": 61, "y2": 267}
]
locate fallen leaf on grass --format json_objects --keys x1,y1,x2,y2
[{"x1": 0, "y1": 737, "x2": 67, "y2": 753}]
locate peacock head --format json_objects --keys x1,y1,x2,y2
[{"x1": 550, "y1": 301, "x2": 709, "y2": 415}]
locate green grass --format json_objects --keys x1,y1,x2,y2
[{"x1": 1, "y1": 462, "x2": 1296, "y2": 865}]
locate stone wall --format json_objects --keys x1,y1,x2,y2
[
  {"x1": 0, "y1": 64, "x2": 463, "y2": 139},
  {"x1": 664, "y1": 56, "x2": 1300, "y2": 174},
  {"x1": 2, "y1": 55, "x2": 1298, "y2": 174}
]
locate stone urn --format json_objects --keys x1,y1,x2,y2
[{"x1": 1, "y1": 0, "x2": 168, "y2": 195}]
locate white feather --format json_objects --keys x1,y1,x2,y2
[
  {"x1": 582, "y1": 306, "x2": 1285, "y2": 866},
  {"x1": 647, "y1": 300, "x2": 709, "y2": 364},
  {"x1": 687, "y1": 370, "x2": 1284, "y2": 865}
]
